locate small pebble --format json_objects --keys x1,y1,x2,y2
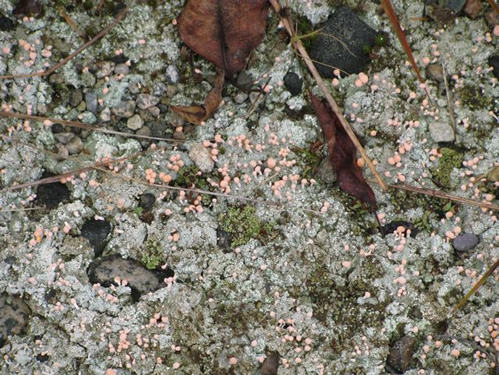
[
  {"x1": 67, "y1": 136, "x2": 83, "y2": 155},
  {"x1": 429, "y1": 121, "x2": 455, "y2": 143},
  {"x1": 95, "y1": 61, "x2": 114, "y2": 78},
  {"x1": 0, "y1": 16, "x2": 15, "y2": 32},
  {"x1": 137, "y1": 94, "x2": 160, "y2": 110},
  {"x1": 426, "y1": 63, "x2": 444, "y2": 82},
  {"x1": 100, "y1": 107, "x2": 112, "y2": 122},
  {"x1": 127, "y1": 114, "x2": 144, "y2": 130},
  {"x1": 85, "y1": 91, "x2": 98, "y2": 114},
  {"x1": 234, "y1": 92, "x2": 249, "y2": 104},
  {"x1": 69, "y1": 90, "x2": 83, "y2": 107},
  {"x1": 81, "y1": 219, "x2": 111, "y2": 257},
  {"x1": 283, "y1": 72, "x2": 303, "y2": 96},
  {"x1": 387, "y1": 336, "x2": 416, "y2": 373},
  {"x1": 260, "y1": 351, "x2": 280, "y2": 375},
  {"x1": 112, "y1": 100, "x2": 136, "y2": 118},
  {"x1": 153, "y1": 82, "x2": 167, "y2": 96},
  {"x1": 189, "y1": 143, "x2": 214, "y2": 173},
  {"x1": 166, "y1": 65, "x2": 180, "y2": 84},
  {"x1": 453, "y1": 233, "x2": 479, "y2": 252},
  {"x1": 114, "y1": 63, "x2": 129, "y2": 75},
  {"x1": 148, "y1": 106, "x2": 160, "y2": 117},
  {"x1": 54, "y1": 132, "x2": 75, "y2": 145}
]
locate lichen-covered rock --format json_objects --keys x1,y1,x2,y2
[
  {"x1": 87, "y1": 254, "x2": 174, "y2": 301},
  {"x1": 0, "y1": 294, "x2": 31, "y2": 348}
]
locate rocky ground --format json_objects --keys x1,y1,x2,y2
[{"x1": 0, "y1": 0, "x2": 498, "y2": 374}]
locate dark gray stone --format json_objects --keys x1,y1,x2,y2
[
  {"x1": 87, "y1": 255, "x2": 174, "y2": 301},
  {"x1": 137, "y1": 94, "x2": 160, "y2": 110},
  {"x1": 69, "y1": 90, "x2": 83, "y2": 107},
  {"x1": 0, "y1": 294, "x2": 31, "y2": 348},
  {"x1": 166, "y1": 65, "x2": 180, "y2": 84},
  {"x1": 81, "y1": 219, "x2": 111, "y2": 257},
  {"x1": 309, "y1": 7, "x2": 378, "y2": 77},
  {"x1": 453, "y1": 233, "x2": 479, "y2": 252},
  {"x1": 85, "y1": 91, "x2": 98, "y2": 114},
  {"x1": 283, "y1": 72, "x2": 303, "y2": 96},
  {"x1": 260, "y1": 351, "x2": 279, "y2": 375},
  {"x1": 114, "y1": 63, "x2": 129, "y2": 75},
  {"x1": 387, "y1": 336, "x2": 416, "y2": 373},
  {"x1": 112, "y1": 100, "x2": 136, "y2": 118}
]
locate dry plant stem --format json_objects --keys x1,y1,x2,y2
[
  {"x1": 489, "y1": 0, "x2": 499, "y2": 13},
  {"x1": 0, "y1": 6, "x2": 128, "y2": 79},
  {"x1": 0, "y1": 153, "x2": 138, "y2": 193},
  {"x1": 376, "y1": 180, "x2": 499, "y2": 211},
  {"x1": 0, "y1": 111, "x2": 176, "y2": 142},
  {"x1": 269, "y1": 0, "x2": 388, "y2": 192},
  {"x1": 93, "y1": 167, "x2": 324, "y2": 215},
  {"x1": 441, "y1": 63, "x2": 456, "y2": 131},
  {"x1": 449, "y1": 259, "x2": 499, "y2": 317}
]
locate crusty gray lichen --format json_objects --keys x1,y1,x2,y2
[{"x1": 0, "y1": 1, "x2": 497, "y2": 374}]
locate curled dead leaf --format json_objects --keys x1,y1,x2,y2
[
  {"x1": 171, "y1": 69, "x2": 225, "y2": 125},
  {"x1": 309, "y1": 91, "x2": 377, "y2": 209}
]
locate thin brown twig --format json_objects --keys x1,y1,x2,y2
[
  {"x1": 0, "y1": 6, "x2": 128, "y2": 80},
  {"x1": 269, "y1": 0, "x2": 388, "y2": 191},
  {"x1": 0, "y1": 111, "x2": 177, "y2": 142},
  {"x1": 0, "y1": 153, "x2": 140, "y2": 193},
  {"x1": 375, "y1": 180, "x2": 499, "y2": 211}
]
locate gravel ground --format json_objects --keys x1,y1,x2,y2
[{"x1": 0, "y1": 1, "x2": 498, "y2": 374}]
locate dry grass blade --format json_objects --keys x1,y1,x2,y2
[
  {"x1": 380, "y1": 0, "x2": 429, "y2": 97},
  {"x1": 488, "y1": 0, "x2": 499, "y2": 13},
  {"x1": 0, "y1": 6, "x2": 128, "y2": 79},
  {"x1": 377, "y1": 181, "x2": 499, "y2": 211},
  {"x1": 269, "y1": 0, "x2": 387, "y2": 192},
  {"x1": 0, "y1": 154, "x2": 137, "y2": 193},
  {"x1": 449, "y1": 259, "x2": 499, "y2": 316},
  {"x1": 0, "y1": 111, "x2": 176, "y2": 142}
]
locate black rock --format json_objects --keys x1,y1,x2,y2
[
  {"x1": 81, "y1": 219, "x2": 111, "y2": 257},
  {"x1": 50, "y1": 123, "x2": 64, "y2": 134},
  {"x1": 0, "y1": 16, "x2": 15, "y2": 31},
  {"x1": 488, "y1": 55, "x2": 499, "y2": 79},
  {"x1": 35, "y1": 172, "x2": 71, "y2": 209},
  {"x1": 387, "y1": 336, "x2": 416, "y2": 373},
  {"x1": 283, "y1": 72, "x2": 303, "y2": 96},
  {"x1": 309, "y1": 7, "x2": 378, "y2": 77},
  {"x1": 87, "y1": 254, "x2": 174, "y2": 301},
  {"x1": 453, "y1": 233, "x2": 479, "y2": 252},
  {"x1": 0, "y1": 293, "x2": 31, "y2": 348},
  {"x1": 138, "y1": 193, "x2": 156, "y2": 212}
]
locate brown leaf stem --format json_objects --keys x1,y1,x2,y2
[{"x1": 269, "y1": 0, "x2": 387, "y2": 191}]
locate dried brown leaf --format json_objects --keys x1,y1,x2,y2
[
  {"x1": 177, "y1": 0, "x2": 270, "y2": 76},
  {"x1": 309, "y1": 92, "x2": 377, "y2": 209},
  {"x1": 171, "y1": 69, "x2": 225, "y2": 124}
]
